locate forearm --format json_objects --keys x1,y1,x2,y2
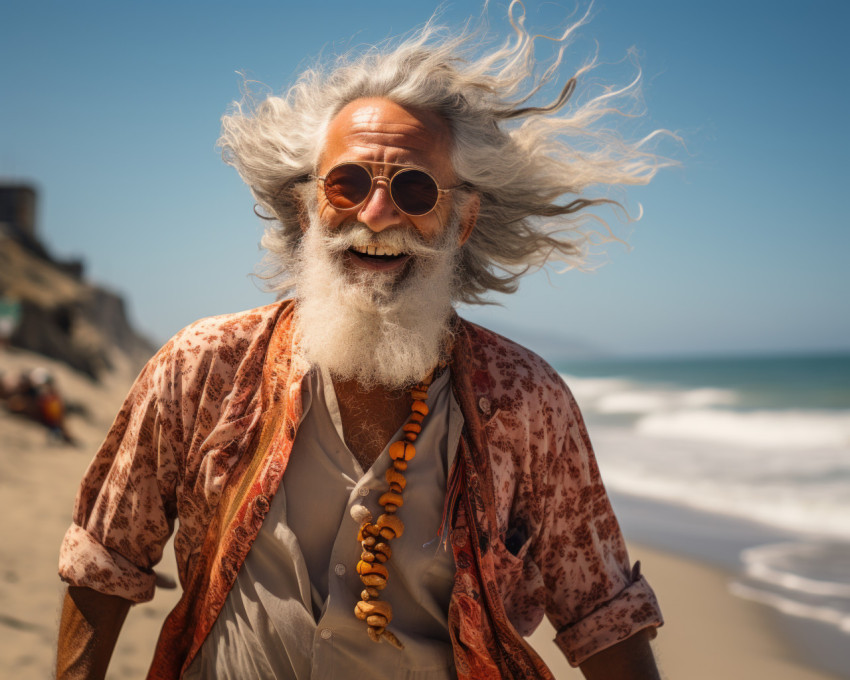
[
  {"x1": 579, "y1": 628, "x2": 661, "y2": 680},
  {"x1": 56, "y1": 586, "x2": 132, "y2": 680}
]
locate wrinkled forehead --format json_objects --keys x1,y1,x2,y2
[{"x1": 319, "y1": 97, "x2": 455, "y2": 176}]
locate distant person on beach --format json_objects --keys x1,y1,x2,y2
[
  {"x1": 2, "y1": 367, "x2": 75, "y2": 444},
  {"x1": 56, "y1": 5, "x2": 667, "y2": 679},
  {"x1": 30, "y1": 367, "x2": 76, "y2": 444}
]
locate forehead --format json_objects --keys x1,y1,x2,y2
[{"x1": 319, "y1": 97, "x2": 454, "y2": 175}]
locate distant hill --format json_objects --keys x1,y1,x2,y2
[
  {"x1": 462, "y1": 314, "x2": 608, "y2": 366},
  {"x1": 0, "y1": 184, "x2": 155, "y2": 379}
]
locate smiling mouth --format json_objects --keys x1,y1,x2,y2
[
  {"x1": 347, "y1": 244, "x2": 410, "y2": 270},
  {"x1": 351, "y1": 243, "x2": 403, "y2": 257}
]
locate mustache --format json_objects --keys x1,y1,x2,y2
[{"x1": 319, "y1": 222, "x2": 455, "y2": 260}]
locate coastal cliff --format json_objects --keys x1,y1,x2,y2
[{"x1": 0, "y1": 184, "x2": 155, "y2": 379}]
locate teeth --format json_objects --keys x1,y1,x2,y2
[{"x1": 352, "y1": 244, "x2": 403, "y2": 257}]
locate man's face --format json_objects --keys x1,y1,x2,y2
[
  {"x1": 292, "y1": 98, "x2": 476, "y2": 387},
  {"x1": 315, "y1": 97, "x2": 475, "y2": 282}
]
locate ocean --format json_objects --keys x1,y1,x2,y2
[{"x1": 557, "y1": 353, "x2": 850, "y2": 650}]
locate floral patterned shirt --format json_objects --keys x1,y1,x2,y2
[{"x1": 59, "y1": 300, "x2": 662, "y2": 679}]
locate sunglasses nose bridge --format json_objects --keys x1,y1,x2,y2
[
  {"x1": 364, "y1": 175, "x2": 397, "y2": 209},
  {"x1": 356, "y1": 175, "x2": 405, "y2": 230},
  {"x1": 367, "y1": 175, "x2": 393, "y2": 203}
]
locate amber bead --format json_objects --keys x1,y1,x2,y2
[
  {"x1": 373, "y1": 542, "x2": 392, "y2": 560},
  {"x1": 385, "y1": 468, "x2": 406, "y2": 489},
  {"x1": 376, "y1": 513, "x2": 404, "y2": 538},
  {"x1": 367, "y1": 614, "x2": 388, "y2": 627},
  {"x1": 361, "y1": 574, "x2": 387, "y2": 587},
  {"x1": 389, "y1": 440, "x2": 416, "y2": 461},
  {"x1": 379, "y1": 491, "x2": 404, "y2": 508},
  {"x1": 356, "y1": 561, "x2": 388, "y2": 578}
]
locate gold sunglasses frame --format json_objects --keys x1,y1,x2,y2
[{"x1": 314, "y1": 162, "x2": 459, "y2": 217}]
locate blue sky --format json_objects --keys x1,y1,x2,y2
[{"x1": 2, "y1": 0, "x2": 848, "y2": 359}]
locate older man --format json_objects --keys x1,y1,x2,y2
[{"x1": 57, "y1": 8, "x2": 666, "y2": 680}]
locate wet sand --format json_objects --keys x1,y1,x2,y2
[{"x1": 528, "y1": 546, "x2": 841, "y2": 679}]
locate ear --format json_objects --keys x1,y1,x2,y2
[{"x1": 457, "y1": 193, "x2": 480, "y2": 246}]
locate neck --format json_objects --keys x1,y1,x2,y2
[{"x1": 332, "y1": 376, "x2": 414, "y2": 471}]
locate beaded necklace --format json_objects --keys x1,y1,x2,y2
[{"x1": 351, "y1": 371, "x2": 437, "y2": 649}]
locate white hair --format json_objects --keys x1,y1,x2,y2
[{"x1": 219, "y1": 1, "x2": 673, "y2": 304}]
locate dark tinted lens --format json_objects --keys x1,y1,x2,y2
[
  {"x1": 391, "y1": 169, "x2": 439, "y2": 215},
  {"x1": 323, "y1": 164, "x2": 372, "y2": 209}
]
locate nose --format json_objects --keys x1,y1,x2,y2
[{"x1": 357, "y1": 179, "x2": 401, "y2": 233}]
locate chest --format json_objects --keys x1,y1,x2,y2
[{"x1": 334, "y1": 382, "x2": 413, "y2": 470}]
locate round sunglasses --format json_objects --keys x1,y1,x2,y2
[{"x1": 315, "y1": 162, "x2": 459, "y2": 217}]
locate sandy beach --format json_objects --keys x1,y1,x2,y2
[
  {"x1": 528, "y1": 548, "x2": 842, "y2": 679},
  {"x1": 0, "y1": 346, "x2": 841, "y2": 679}
]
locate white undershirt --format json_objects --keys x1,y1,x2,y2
[{"x1": 185, "y1": 366, "x2": 463, "y2": 680}]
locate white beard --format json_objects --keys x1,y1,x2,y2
[{"x1": 292, "y1": 207, "x2": 461, "y2": 389}]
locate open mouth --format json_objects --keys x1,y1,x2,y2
[{"x1": 347, "y1": 244, "x2": 410, "y2": 270}]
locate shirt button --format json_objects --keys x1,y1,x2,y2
[
  {"x1": 320, "y1": 628, "x2": 333, "y2": 640},
  {"x1": 358, "y1": 487, "x2": 370, "y2": 497},
  {"x1": 478, "y1": 396, "x2": 491, "y2": 415},
  {"x1": 334, "y1": 563, "x2": 346, "y2": 577}
]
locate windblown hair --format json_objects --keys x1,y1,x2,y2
[{"x1": 219, "y1": 1, "x2": 671, "y2": 304}]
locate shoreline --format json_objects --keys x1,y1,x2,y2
[
  {"x1": 526, "y1": 541, "x2": 842, "y2": 679},
  {"x1": 608, "y1": 491, "x2": 850, "y2": 680}
]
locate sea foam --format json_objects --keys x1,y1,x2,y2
[
  {"x1": 561, "y1": 371, "x2": 850, "y2": 540},
  {"x1": 635, "y1": 408, "x2": 850, "y2": 450},
  {"x1": 731, "y1": 541, "x2": 850, "y2": 634}
]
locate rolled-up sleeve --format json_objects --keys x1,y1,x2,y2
[
  {"x1": 58, "y1": 345, "x2": 181, "y2": 603},
  {"x1": 554, "y1": 563, "x2": 661, "y2": 665},
  {"x1": 539, "y1": 392, "x2": 663, "y2": 667}
]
